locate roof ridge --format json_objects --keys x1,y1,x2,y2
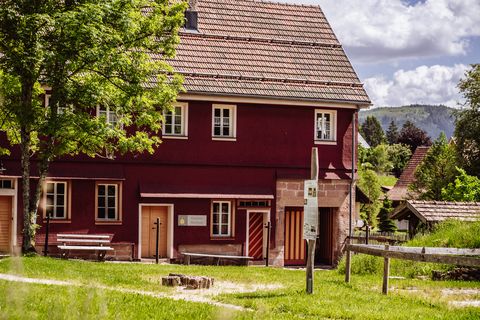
[
  {"x1": 201, "y1": 0, "x2": 322, "y2": 10},
  {"x1": 181, "y1": 72, "x2": 365, "y2": 88},
  {"x1": 179, "y1": 32, "x2": 341, "y2": 48}
]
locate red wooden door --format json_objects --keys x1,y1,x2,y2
[
  {"x1": 248, "y1": 212, "x2": 264, "y2": 260},
  {"x1": 284, "y1": 208, "x2": 306, "y2": 265}
]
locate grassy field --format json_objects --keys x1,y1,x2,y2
[
  {"x1": 0, "y1": 257, "x2": 479, "y2": 319},
  {"x1": 377, "y1": 174, "x2": 398, "y2": 187}
]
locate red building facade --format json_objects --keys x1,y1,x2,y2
[{"x1": 0, "y1": 0, "x2": 370, "y2": 266}]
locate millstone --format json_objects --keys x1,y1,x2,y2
[{"x1": 161, "y1": 273, "x2": 214, "y2": 289}]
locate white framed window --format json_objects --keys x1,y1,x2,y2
[
  {"x1": 0, "y1": 179, "x2": 13, "y2": 189},
  {"x1": 212, "y1": 201, "x2": 232, "y2": 237},
  {"x1": 212, "y1": 104, "x2": 236, "y2": 139},
  {"x1": 97, "y1": 106, "x2": 119, "y2": 126},
  {"x1": 96, "y1": 183, "x2": 121, "y2": 221},
  {"x1": 45, "y1": 94, "x2": 70, "y2": 115},
  {"x1": 163, "y1": 102, "x2": 188, "y2": 138},
  {"x1": 315, "y1": 109, "x2": 337, "y2": 143},
  {"x1": 44, "y1": 181, "x2": 68, "y2": 219}
]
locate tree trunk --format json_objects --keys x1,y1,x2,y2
[{"x1": 20, "y1": 128, "x2": 36, "y2": 253}]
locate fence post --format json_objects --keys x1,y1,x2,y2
[
  {"x1": 383, "y1": 244, "x2": 390, "y2": 295},
  {"x1": 345, "y1": 240, "x2": 351, "y2": 283},
  {"x1": 265, "y1": 221, "x2": 271, "y2": 267},
  {"x1": 155, "y1": 218, "x2": 160, "y2": 264}
]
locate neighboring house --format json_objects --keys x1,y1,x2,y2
[
  {"x1": 0, "y1": 0, "x2": 370, "y2": 266},
  {"x1": 391, "y1": 200, "x2": 480, "y2": 237}
]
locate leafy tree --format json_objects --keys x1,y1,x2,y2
[
  {"x1": 411, "y1": 133, "x2": 458, "y2": 200},
  {"x1": 0, "y1": 0, "x2": 186, "y2": 252},
  {"x1": 397, "y1": 120, "x2": 432, "y2": 151},
  {"x1": 358, "y1": 166, "x2": 382, "y2": 228},
  {"x1": 455, "y1": 64, "x2": 480, "y2": 176},
  {"x1": 441, "y1": 167, "x2": 480, "y2": 202},
  {"x1": 377, "y1": 197, "x2": 397, "y2": 233},
  {"x1": 386, "y1": 120, "x2": 399, "y2": 145},
  {"x1": 387, "y1": 143, "x2": 412, "y2": 178},
  {"x1": 360, "y1": 115, "x2": 385, "y2": 147},
  {"x1": 366, "y1": 144, "x2": 392, "y2": 174}
]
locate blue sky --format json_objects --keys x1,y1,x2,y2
[{"x1": 279, "y1": 0, "x2": 480, "y2": 108}]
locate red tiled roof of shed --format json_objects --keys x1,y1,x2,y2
[
  {"x1": 171, "y1": 0, "x2": 370, "y2": 105},
  {"x1": 387, "y1": 146, "x2": 430, "y2": 201}
]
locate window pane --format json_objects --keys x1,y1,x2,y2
[
  {"x1": 221, "y1": 214, "x2": 228, "y2": 224},
  {"x1": 221, "y1": 203, "x2": 229, "y2": 213},
  {"x1": 107, "y1": 185, "x2": 116, "y2": 196},
  {"x1": 107, "y1": 208, "x2": 116, "y2": 219},
  {"x1": 98, "y1": 196, "x2": 105, "y2": 208},
  {"x1": 174, "y1": 125, "x2": 182, "y2": 135},
  {"x1": 46, "y1": 195, "x2": 54, "y2": 206},
  {"x1": 56, "y1": 207, "x2": 65, "y2": 218},
  {"x1": 214, "y1": 127, "x2": 221, "y2": 136},
  {"x1": 223, "y1": 108, "x2": 229, "y2": 118},
  {"x1": 98, "y1": 185, "x2": 105, "y2": 196},
  {"x1": 222, "y1": 127, "x2": 230, "y2": 136},
  {"x1": 165, "y1": 124, "x2": 172, "y2": 134},
  {"x1": 98, "y1": 208, "x2": 105, "y2": 219},
  {"x1": 213, "y1": 213, "x2": 219, "y2": 223},
  {"x1": 175, "y1": 106, "x2": 182, "y2": 115},
  {"x1": 212, "y1": 225, "x2": 219, "y2": 235},
  {"x1": 47, "y1": 183, "x2": 54, "y2": 193},
  {"x1": 56, "y1": 194, "x2": 64, "y2": 206},
  {"x1": 213, "y1": 202, "x2": 219, "y2": 213},
  {"x1": 214, "y1": 108, "x2": 221, "y2": 117},
  {"x1": 174, "y1": 115, "x2": 182, "y2": 125},
  {"x1": 221, "y1": 225, "x2": 229, "y2": 235},
  {"x1": 56, "y1": 183, "x2": 65, "y2": 194},
  {"x1": 107, "y1": 196, "x2": 116, "y2": 208}
]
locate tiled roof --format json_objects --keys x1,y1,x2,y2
[
  {"x1": 171, "y1": 0, "x2": 370, "y2": 104},
  {"x1": 387, "y1": 146, "x2": 430, "y2": 201},
  {"x1": 391, "y1": 200, "x2": 480, "y2": 223}
]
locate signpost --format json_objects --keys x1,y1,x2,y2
[{"x1": 304, "y1": 147, "x2": 319, "y2": 294}]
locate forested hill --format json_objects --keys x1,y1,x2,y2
[{"x1": 359, "y1": 105, "x2": 456, "y2": 139}]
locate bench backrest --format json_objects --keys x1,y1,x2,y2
[{"x1": 57, "y1": 234, "x2": 112, "y2": 245}]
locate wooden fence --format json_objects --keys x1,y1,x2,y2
[{"x1": 344, "y1": 244, "x2": 480, "y2": 295}]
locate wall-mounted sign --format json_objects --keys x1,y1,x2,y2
[
  {"x1": 303, "y1": 179, "x2": 318, "y2": 240},
  {"x1": 178, "y1": 215, "x2": 207, "y2": 227}
]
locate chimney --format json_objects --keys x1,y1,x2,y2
[{"x1": 185, "y1": 0, "x2": 198, "y2": 30}]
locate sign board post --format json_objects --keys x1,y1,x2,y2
[{"x1": 304, "y1": 147, "x2": 318, "y2": 294}]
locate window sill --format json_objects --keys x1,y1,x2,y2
[
  {"x1": 43, "y1": 219, "x2": 71, "y2": 224},
  {"x1": 314, "y1": 140, "x2": 337, "y2": 145},
  {"x1": 212, "y1": 137, "x2": 237, "y2": 142},
  {"x1": 162, "y1": 135, "x2": 188, "y2": 140},
  {"x1": 95, "y1": 220, "x2": 122, "y2": 226}
]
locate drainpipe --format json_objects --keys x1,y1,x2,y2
[{"x1": 349, "y1": 111, "x2": 356, "y2": 240}]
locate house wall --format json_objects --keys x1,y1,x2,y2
[{"x1": 4, "y1": 99, "x2": 358, "y2": 265}]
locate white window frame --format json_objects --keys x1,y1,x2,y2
[
  {"x1": 45, "y1": 94, "x2": 70, "y2": 115},
  {"x1": 211, "y1": 201, "x2": 232, "y2": 237},
  {"x1": 44, "y1": 181, "x2": 68, "y2": 219},
  {"x1": 162, "y1": 102, "x2": 188, "y2": 139},
  {"x1": 0, "y1": 179, "x2": 13, "y2": 189},
  {"x1": 212, "y1": 104, "x2": 236, "y2": 140},
  {"x1": 314, "y1": 109, "x2": 337, "y2": 144},
  {"x1": 96, "y1": 105, "x2": 119, "y2": 127},
  {"x1": 96, "y1": 183, "x2": 120, "y2": 221}
]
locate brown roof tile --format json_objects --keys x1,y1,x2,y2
[
  {"x1": 171, "y1": 0, "x2": 370, "y2": 104},
  {"x1": 391, "y1": 200, "x2": 480, "y2": 223},
  {"x1": 387, "y1": 146, "x2": 430, "y2": 201}
]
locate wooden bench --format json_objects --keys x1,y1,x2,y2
[
  {"x1": 182, "y1": 252, "x2": 253, "y2": 266},
  {"x1": 57, "y1": 234, "x2": 114, "y2": 261}
]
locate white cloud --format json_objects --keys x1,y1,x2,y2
[
  {"x1": 279, "y1": 0, "x2": 480, "y2": 62},
  {"x1": 363, "y1": 64, "x2": 469, "y2": 107}
]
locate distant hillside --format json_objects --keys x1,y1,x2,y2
[{"x1": 359, "y1": 105, "x2": 455, "y2": 139}]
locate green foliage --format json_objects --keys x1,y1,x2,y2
[
  {"x1": 441, "y1": 167, "x2": 480, "y2": 201},
  {"x1": 359, "y1": 115, "x2": 385, "y2": 147},
  {"x1": 386, "y1": 120, "x2": 399, "y2": 144},
  {"x1": 0, "y1": 0, "x2": 187, "y2": 251},
  {"x1": 387, "y1": 143, "x2": 412, "y2": 177},
  {"x1": 455, "y1": 64, "x2": 480, "y2": 176},
  {"x1": 358, "y1": 167, "x2": 382, "y2": 227},
  {"x1": 377, "y1": 175, "x2": 397, "y2": 187},
  {"x1": 411, "y1": 133, "x2": 458, "y2": 200},
  {"x1": 377, "y1": 197, "x2": 397, "y2": 233},
  {"x1": 397, "y1": 120, "x2": 432, "y2": 151}
]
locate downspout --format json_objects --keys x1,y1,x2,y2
[{"x1": 349, "y1": 110, "x2": 356, "y2": 241}]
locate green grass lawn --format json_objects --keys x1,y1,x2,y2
[
  {"x1": 0, "y1": 257, "x2": 479, "y2": 319},
  {"x1": 377, "y1": 175, "x2": 398, "y2": 187}
]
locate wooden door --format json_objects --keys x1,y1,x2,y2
[
  {"x1": 0, "y1": 196, "x2": 12, "y2": 253},
  {"x1": 284, "y1": 208, "x2": 306, "y2": 265},
  {"x1": 141, "y1": 206, "x2": 168, "y2": 258},
  {"x1": 315, "y1": 208, "x2": 334, "y2": 265},
  {"x1": 248, "y1": 212, "x2": 264, "y2": 260}
]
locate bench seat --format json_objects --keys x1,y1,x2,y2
[
  {"x1": 58, "y1": 245, "x2": 114, "y2": 251},
  {"x1": 57, "y1": 233, "x2": 113, "y2": 261}
]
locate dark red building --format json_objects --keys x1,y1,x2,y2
[{"x1": 0, "y1": 0, "x2": 370, "y2": 266}]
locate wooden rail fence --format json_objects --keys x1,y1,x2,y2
[{"x1": 344, "y1": 244, "x2": 480, "y2": 295}]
